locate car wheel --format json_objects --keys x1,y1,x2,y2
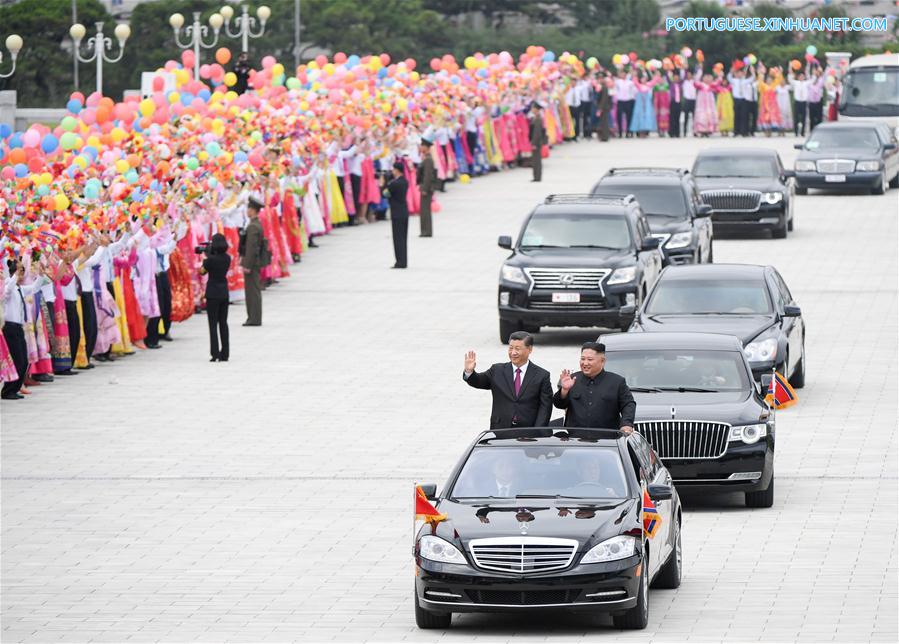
[
  {"x1": 871, "y1": 172, "x2": 887, "y2": 195},
  {"x1": 499, "y1": 319, "x2": 519, "y2": 344},
  {"x1": 789, "y1": 343, "x2": 806, "y2": 389},
  {"x1": 772, "y1": 213, "x2": 788, "y2": 239},
  {"x1": 890, "y1": 172, "x2": 899, "y2": 189},
  {"x1": 613, "y1": 549, "x2": 649, "y2": 629},
  {"x1": 795, "y1": 186, "x2": 808, "y2": 196},
  {"x1": 652, "y1": 516, "x2": 681, "y2": 589},
  {"x1": 787, "y1": 210, "x2": 794, "y2": 231},
  {"x1": 745, "y1": 475, "x2": 775, "y2": 508},
  {"x1": 414, "y1": 592, "x2": 452, "y2": 629}
]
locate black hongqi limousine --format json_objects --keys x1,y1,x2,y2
[{"x1": 414, "y1": 427, "x2": 682, "y2": 630}]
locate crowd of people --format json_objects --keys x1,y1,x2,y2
[
  {"x1": 565, "y1": 49, "x2": 845, "y2": 140},
  {"x1": 0, "y1": 46, "x2": 582, "y2": 401}
]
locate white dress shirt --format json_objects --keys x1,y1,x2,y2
[
  {"x1": 3, "y1": 275, "x2": 49, "y2": 325},
  {"x1": 75, "y1": 246, "x2": 105, "y2": 293}
]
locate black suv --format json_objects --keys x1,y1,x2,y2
[
  {"x1": 497, "y1": 194, "x2": 663, "y2": 341},
  {"x1": 692, "y1": 148, "x2": 795, "y2": 239},
  {"x1": 591, "y1": 167, "x2": 714, "y2": 265},
  {"x1": 600, "y1": 332, "x2": 776, "y2": 508}
]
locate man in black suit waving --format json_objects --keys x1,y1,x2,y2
[{"x1": 463, "y1": 331, "x2": 553, "y2": 429}]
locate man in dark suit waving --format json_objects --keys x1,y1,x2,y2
[{"x1": 463, "y1": 331, "x2": 553, "y2": 429}]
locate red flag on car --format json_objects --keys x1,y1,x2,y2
[
  {"x1": 415, "y1": 485, "x2": 446, "y2": 524},
  {"x1": 765, "y1": 371, "x2": 797, "y2": 409}
]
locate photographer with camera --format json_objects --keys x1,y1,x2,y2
[{"x1": 198, "y1": 234, "x2": 231, "y2": 362}]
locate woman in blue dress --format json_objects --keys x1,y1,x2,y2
[{"x1": 629, "y1": 71, "x2": 659, "y2": 137}]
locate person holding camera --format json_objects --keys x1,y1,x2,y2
[
  {"x1": 239, "y1": 197, "x2": 266, "y2": 326},
  {"x1": 199, "y1": 234, "x2": 231, "y2": 362}
]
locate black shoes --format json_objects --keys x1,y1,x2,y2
[
  {"x1": 145, "y1": 343, "x2": 161, "y2": 349},
  {"x1": 160, "y1": 334, "x2": 173, "y2": 342},
  {"x1": 391, "y1": 264, "x2": 407, "y2": 269},
  {"x1": 32, "y1": 374, "x2": 54, "y2": 383},
  {"x1": 1, "y1": 393, "x2": 24, "y2": 400},
  {"x1": 54, "y1": 370, "x2": 79, "y2": 376},
  {"x1": 242, "y1": 322, "x2": 261, "y2": 327}
]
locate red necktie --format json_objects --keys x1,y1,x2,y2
[{"x1": 514, "y1": 368, "x2": 522, "y2": 397}]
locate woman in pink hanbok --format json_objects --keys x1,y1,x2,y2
[{"x1": 693, "y1": 72, "x2": 721, "y2": 136}]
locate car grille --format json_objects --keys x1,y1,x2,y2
[
  {"x1": 701, "y1": 190, "x2": 762, "y2": 212},
  {"x1": 636, "y1": 420, "x2": 730, "y2": 459},
  {"x1": 467, "y1": 589, "x2": 581, "y2": 605},
  {"x1": 469, "y1": 537, "x2": 578, "y2": 574},
  {"x1": 816, "y1": 159, "x2": 855, "y2": 174},
  {"x1": 524, "y1": 268, "x2": 611, "y2": 290},
  {"x1": 527, "y1": 294, "x2": 608, "y2": 311}
]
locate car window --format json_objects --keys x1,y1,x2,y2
[
  {"x1": 607, "y1": 349, "x2": 750, "y2": 391},
  {"x1": 693, "y1": 155, "x2": 776, "y2": 178},
  {"x1": 628, "y1": 434, "x2": 659, "y2": 479},
  {"x1": 600, "y1": 183, "x2": 687, "y2": 218},
  {"x1": 772, "y1": 270, "x2": 793, "y2": 303},
  {"x1": 806, "y1": 128, "x2": 880, "y2": 151},
  {"x1": 767, "y1": 274, "x2": 785, "y2": 313},
  {"x1": 645, "y1": 278, "x2": 773, "y2": 314},
  {"x1": 451, "y1": 446, "x2": 629, "y2": 500},
  {"x1": 520, "y1": 213, "x2": 633, "y2": 250}
]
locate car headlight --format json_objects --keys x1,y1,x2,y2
[
  {"x1": 608, "y1": 266, "x2": 637, "y2": 285},
  {"x1": 666, "y1": 232, "x2": 693, "y2": 249},
  {"x1": 728, "y1": 423, "x2": 768, "y2": 445},
  {"x1": 418, "y1": 535, "x2": 467, "y2": 565},
  {"x1": 500, "y1": 264, "x2": 528, "y2": 285},
  {"x1": 763, "y1": 192, "x2": 783, "y2": 205},
  {"x1": 856, "y1": 160, "x2": 882, "y2": 172},
  {"x1": 794, "y1": 161, "x2": 815, "y2": 172},
  {"x1": 581, "y1": 535, "x2": 638, "y2": 564},
  {"x1": 744, "y1": 337, "x2": 778, "y2": 362}
]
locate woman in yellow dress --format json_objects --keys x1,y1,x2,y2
[{"x1": 716, "y1": 72, "x2": 735, "y2": 135}]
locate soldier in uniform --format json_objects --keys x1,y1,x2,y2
[
  {"x1": 240, "y1": 197, "x2": 265, "y2": 326},
  {"x1": 416, "y1": 139, "x2": 437, "y2": 238},
  {"x1": 529, "y1": 103, "x2": 547, "y2": 182}
]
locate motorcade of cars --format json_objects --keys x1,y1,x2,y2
[
  {"x1": 599, "y1": 332, "x2": 776, "y2": 508},
  {"x1": 630, "y1": 264, "x2": 806, "y2": 389},
  {"x1": 793, "y1": 121, "x2": 899, "y2": 195},
  {"x1": 591, "y1": 167, "x2": 714, "y2": 265},
  {"x1": 497, "y1": 194, "x2": 663, "y2": 341},
  {"x1": 692, "y1": 148, "x2": 795, "y2": 239},
  {"x1": 414, "y1": 427, "x2": 682, "y2": 630}
]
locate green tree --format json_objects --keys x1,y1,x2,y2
[
  {"x1": 750, "y1": 2, "x2": 794, "y2": 47},
  {"x1": 612, "y1": 0, "x2": 661, "y2": 35}
]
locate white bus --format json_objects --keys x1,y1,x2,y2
[{"x1": 838, "y1": 53, "x2": 899, "y2": 131}]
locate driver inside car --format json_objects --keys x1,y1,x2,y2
[{"x1": 573, "y1": 454, "x2": 621, "y2": 497}]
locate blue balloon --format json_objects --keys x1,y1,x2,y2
[
  {"x1": 476, "y1": 69, "x2": 488, "y2": 78},
  {"x1": 0, "y1": 124, "x2": 11, "y2": 139},
  {"x1": 84, "y1": 184, "x2": 99, "y2": 199},
  {"x1": 346, "y1": 54, "x2": 360, "y2": 68},
  {"x1": 41, "y1": 134, "x2": 59, "y2": 154},
  {"x1": 234, "y1": 150, "x2": 248, "y2": 164},
  {"x1": 450, "y1": 76, "x2": 461, "y2": 85},
  {"x1": 66, "y1": 99, "x2": 83, "y2": 114},
  {"x1": 82, "y1": 145, "x2": 98, "y2": 159},
  {"x1": 377, "y1": 67, "x2": 388, "y2": 78},
  {"x1": 198, "y1": 89, "x2": 212, "y2": 101},
  {"x1": 8, "y1": 133, "x2": 23, "y2": 148},
  {"x1": 37, "y1": 184, "x2": 50, "y2": 196},
  {"x1": 542, "y1": 51, "x2": 556, "y2": 62},
  {"x1": 180, "y1": 92, "x2": 194, "y2": 106},
  {"x1": 14, "y1": 163, "x2": 28, "y2": 177}
]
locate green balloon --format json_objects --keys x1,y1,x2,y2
[
  {"x1": 125, "y1": 169, "x2": 139, "y2": 184},
  {"x1": 186, "y1": 157, "x2": 199, "y2": 170},
  {"x1": 59, "y1": 131, "x2": 79, "y2": 150},
  {"x1": 286, "y1": 77, "x2": 301, "y2": 90},
  {"x1": 60, "y1": 116, "x2": 78, "y2": 132}
]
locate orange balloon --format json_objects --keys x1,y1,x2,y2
[
  {"x1": 96, "y1": 106, "x2": 112, "y2": 124},
  {"x1": 127, "y1": 154, "x2": 140, "y2": 168},
  {"x1": 8, "y1": 148, "x2": 26, "y2": 165},
  {"x1": 215, "y1": 47, "x2": 231, "y2": 65}
]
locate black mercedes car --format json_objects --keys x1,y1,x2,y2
[
  {"x1": 414, "y1": 427, "x2": 681, "y2": 630},
  {"x1": 497, "y1": 194, "x2": 663, "y2": 341},
  {"x1": 591, "y1": 167, "x2": 714, "y2": 266},
  {"x1": 793, "y1": 121, "x2": 899, "y2": 195},
  {"x1": 600, "y1": 332, "x2": 775, "y2": 508},
  {"x1": 630, "y1": 264, "x2": 806, "y2": 388},
  {"x1": 692, "y1": 148, "x2": 795, "y2": 239}
]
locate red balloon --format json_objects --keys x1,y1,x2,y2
[
  {"x1": 379, "y1": 53, "x2": 390, "y2": 66},
  {"x1": 248, "y1": 151, "x2": 264, "y2": 168},
  {"x1": 315, "y1": 54, "x2": 327, "y2": 67},
  {"x1": 334, "y1": 52, "x2": 347, "y2": 64},
  {"x1": 152, "y1": 76, "x2": 165, "y2": 92},
  {"x1": 28, "y1": 156, "x2": 44, "y2": 173},
  {"x1": 430, "y1": 58, "x2": 441, "y2": 71}
]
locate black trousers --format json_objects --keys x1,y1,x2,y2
[
  {"x1": 155, "y1": 272, "x2": 172, "y2": 336},
  {"x1": 669, "y1": 101, "x2": 682, "y2": 137},
  {"x1": 2, "y1": 322, "x2": 27, "y2": 396},
  {"x1": 466, "y1": 131, "x2": 478, "y2": 160},
  {"x1": 682, "y1": 99, "x2": 696, "y2": 135},
  {"x1": 733, "y1": 98, "x2": 745, "y2": 136},
  {"x1": 206, "y1": 297, "x2": 230, "y2": 360},
  {"x1": 616, "y1": 100, "x2": 635, "y2": 137},
  {"x1": 747, "y1": 100, "x2": 758, "y2": 135},
  {"x1": 809, "y1": 101, "x2": 823, "y2": 131},
  {"x1": 794, "y1": 101, "x2": 807, "y2": 136},
  {"x1": 350, "y1": 173, "x2": 362, "y2": 216},
  {"x1": 79, "y1": 291, "x2": 98, "y2": 359},
  {"x1": 391, "y1": 215, "x2": 408, "y2": 268},
  {"x1": 64, "y1": 299, "x2": 80, "y2": 367}
]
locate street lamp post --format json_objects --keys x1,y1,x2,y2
[
  {"x1": 69, "y1": 22, "x2": 130, "y2": 95},
  {"x1": 0, "y1": 34, "x2": 24, "y2": 79},
  {"x1": 220, "y1": 4, "x2": 271, "y2": 53},
  {"x1": 170, "y1": 11, "x2": 225, "y2": 80}
]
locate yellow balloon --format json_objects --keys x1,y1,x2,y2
[
  {"x1": 115, "y1": 159, "x2": 129, "y2": 174},
  {"x1": 86, "y1": 135, "x2": 101, "y2": 148},
  {"x1": 460, "y1": 174, "x2": 471, "y2": 184},
  {"x1": 73, "y1": 156, "x2": 88, "y2": 170},
  {"x1": 198, "y1": 151, "x2": 209, "y2": 161},
  {"x1": 225, "y1": 90, "x2": 238, "y2": 101},
  {"x1": 272, "y1": 63, "x2": 285, "y2": 76},
  {"x1": 307, "y1": 60, "x2": 319, "y2": 70},
  {"x1": 139, "y1": 98, "x2": 155, "y2": 117},
  {"x1": 410, "y1": 71, "x2": 420, "y2": 82},
  {"x1": 54, "y1": 193, "x2": 70, "y2": 211},
  {"x1": 40, "y1": 172, "x2": 53, "y2": 185},
  {"x1": 111, "y1": 127, "x2": 127, "y2": 143},
  {"x1": 168, "y1": 91, "x2": 180, "y2": 105},
  {"x1": 380, "y1": 102, "x2": 391, "y2": 113},
  {"x1": 299, "y1": 100, "x2": 309, "y2": 111},
  {"x1": 223, "y1": 72, "x2": 237, "y2": 87},
  {"x1": 174, "y1": 69, "x2": 189, "y2": 86},
  {"x1": 396, "y1": 98, "x2": 408, "y2": 111}
]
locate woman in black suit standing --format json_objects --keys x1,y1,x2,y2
[{"x1": 200, "y1": 234, "x2": 231, "y2": 362}]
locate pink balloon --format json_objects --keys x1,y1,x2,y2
[
  {"x1": 262, "y1": 55, "x2": 276, "y2": 69},
  {"x1": 199, "y1": 64, "x2": 211, "y2": 79},
  {"x1": 164, "y1": 60, "x2": 179, "y2": 71},
  {"x1": 70, "y1": 91, "x2": 85, "y2": 105},
  {"x1": 1, "y1": 166, "x2": 15, "y2": 180},
  {"x1": 80, "y1": 108, "x2": 97, "y2": 125},
  {"x1": 248, "y1": 151, "x2": 264, "y2": 167},
  {"x1": 182, "y1": 50, "x2": 195, "y2": 69},
  {"x1": 22, "y1": 129, "x2": 41, "y2": 148}
]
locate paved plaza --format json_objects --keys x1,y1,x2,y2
[{"x1": 2, "y1": 136, "x2": 897, "y2": 642}]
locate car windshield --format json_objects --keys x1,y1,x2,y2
[
  {"x1": 805, "y1": 128, "x2": 881, "y2": 152},
  {"x1": 839, "y1": 68, "x2": 899, "y2": 117},
  {"x1": 520, "y1": 213, "x2": 633, "y2": 250},
  {"x1": 693, "y1": 156, "x2": 775, "y2": 178},
  {"x1": 646, "y1": 278, "x2": 772, "y2": 314},
  {"x1": 606, "y1": 350, "x2": 749, "y2": 392},
  {"x1": 451, "y1": 446, "x2": 629, "y2": 500},
  {"x1": 601, "y1": 185, "x2": 687, "y2": 218}
]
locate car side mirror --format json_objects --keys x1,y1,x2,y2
[
  {"x1": 884, "y1": 143, "x2": 897, "y2": 151},
  {"x1": 793, "y1": 143, "x2": 805, "y2": 150},
  {"x1": 696, "y1": 204, "x2": 713, "y2": 217},
  {"x1": 760, "y1": 373, "x2": 773, "y2": 391},
  {"x1": 642, "y1": 236, "x2": 660, "y2": 250},
  {"x1": 619, "y1": 304, "x2": 636, "y2": 318},
  {"x1": 783, "y1": 305, "x2": 801, "y2": 317},
  {"x1": 420, "y1": 483, "x2": 438, "y2": 501},
  {"x1": 497, "y1": 235, "x2": 512, "y2": 250},
  {"x1": 647, "y1": 484, "x2": 673, "y2": 501},
  {"x1": 782, "y1": 170, "x2": 795, "y2": 179}
]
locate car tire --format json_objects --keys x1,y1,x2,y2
[
  {"x1": 789, "y1": 344, "x2": 806, "y2": 389},
  {"x1": 772, "y1": 213, "x2": 788, "y2": 239},
  {"x1": 745, "y1": 475, "x2": 775, "y2": 508},
  {"x1": 795, "y1": 186, "x2": 808, "y2": 196},
  {"x1": 653, "y1": 516, "x2": 681, "y2": 589},
  {"x1": 871, "y1": 172, "x2": 887, "y2": 195},
  {"x1": 499, "y1": 319, "x2": 519, "y2": 344},
  {"x1": 613, "y1": 550, "x2": 649, "y2": 629},
  {"x1": 890, "y1": 172, "x2": 899, "y2": 189},
  {"x1": 787, "y1": 211, "x2": 794, "y2": 232},
  {"x1": 414, "y1": 593, "x2": 451, "y2": 629}
]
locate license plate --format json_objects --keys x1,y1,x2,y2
[
  {"x1": 825, "y1": 174, "x2": 846, "y2": 183},
  {"x1": 552, "y1": 292, "x2": 580, "y2": 303}
]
